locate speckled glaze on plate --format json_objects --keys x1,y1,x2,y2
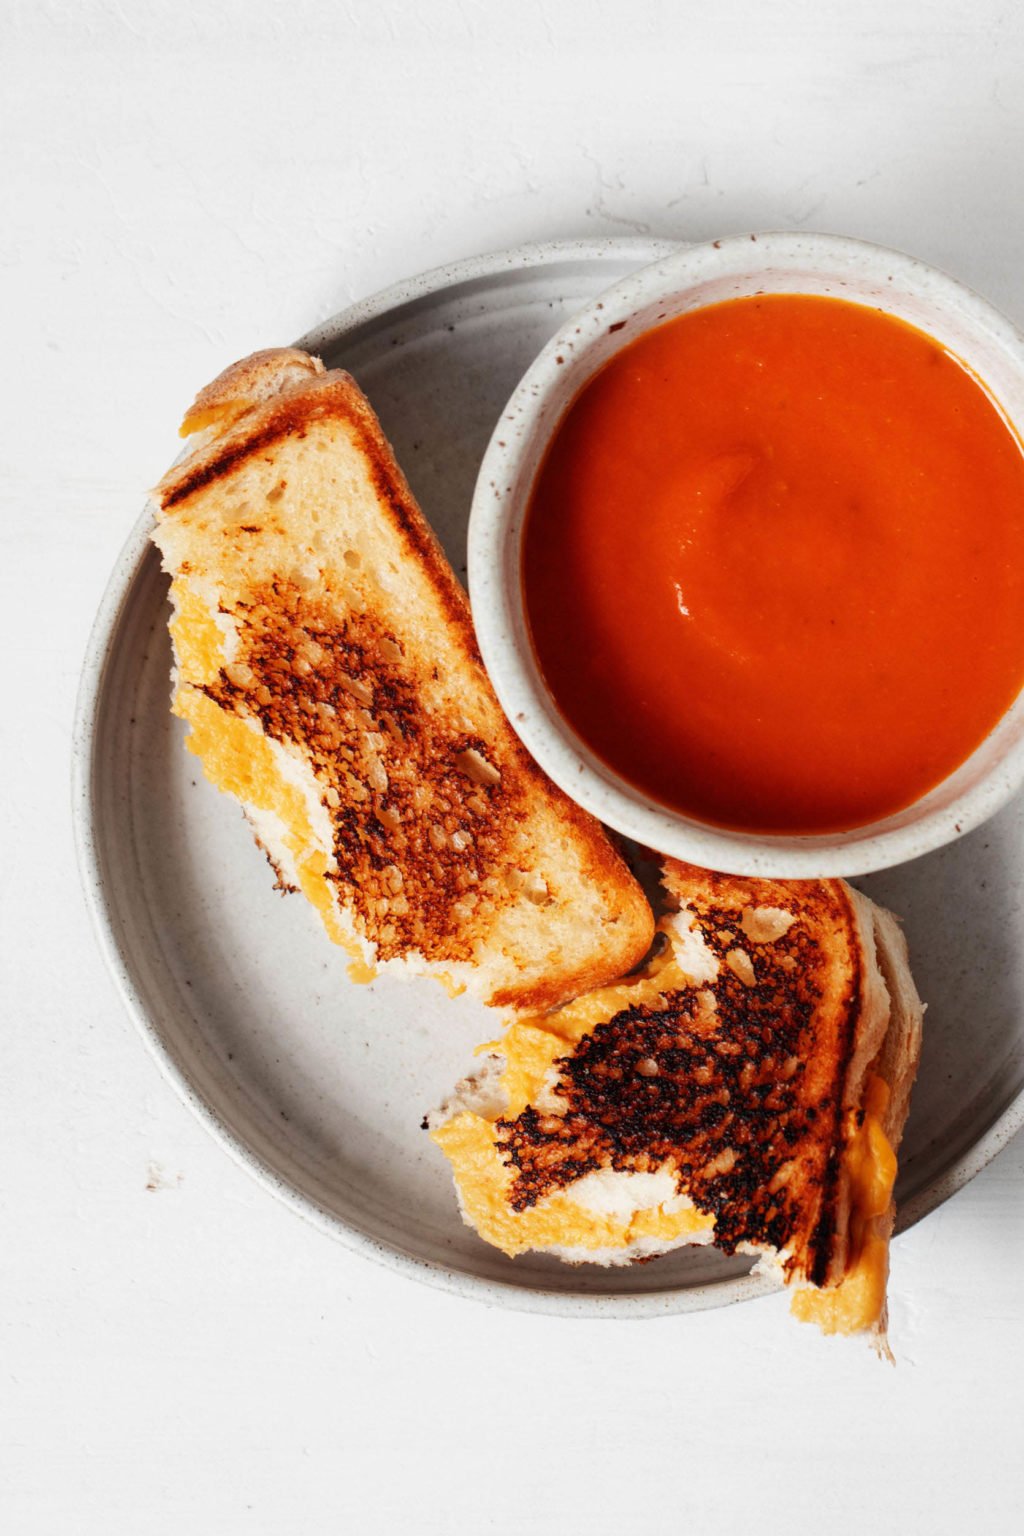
[{"x1": 73, "y1": 240, "x2": 1024, "y2": 1317}]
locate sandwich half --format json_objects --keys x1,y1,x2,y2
[
  {"x1": 428, "y1": 859, "x2": 924, "y2": 1344},
  {"x1": 150, "y1": 349, "x2": 653, "y2": 1009}
]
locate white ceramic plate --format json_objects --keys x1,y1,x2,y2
[{"x1": 74, "y1": 239, "x2": 1024, "y2": 1317}]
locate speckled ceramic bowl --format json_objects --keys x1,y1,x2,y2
[{"x1": 468, "y1": 232, "x2": 1024, "y2": 878}]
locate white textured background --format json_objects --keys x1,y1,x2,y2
[{"x1": 4, "y1": 2, "x2": 1024, "y2": 1530}]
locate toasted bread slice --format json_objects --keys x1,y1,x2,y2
[
  {"x1": 150, "y1": 350, "x2": 653, "y2": 1010},
  {"x1": 429, "y1": 858, "x2": 924, "y2": 1344}
]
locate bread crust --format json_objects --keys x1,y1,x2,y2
[
  {"x1": 178, "y1": 348, "x2": 325, "y2": 438},
  {"x1": 860, "y1": 902, "x2": 926, "y2": 1350}
]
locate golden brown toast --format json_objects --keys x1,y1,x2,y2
[
  {"x1": 429, "y1": 858, "x2": 924, "y2": 1342},
  {"x1": 150, "y1": 350, "x2": 653, "y2": 1010}
]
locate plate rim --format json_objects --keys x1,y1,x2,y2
[{"x1": 72, "y1": 236, "x2": 1024, "y2": 1319}]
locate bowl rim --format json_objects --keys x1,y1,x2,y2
[{"x1": 467, "y1": 229, "x2": 1024, "y2": 879}]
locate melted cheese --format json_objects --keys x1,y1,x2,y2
[
  {"x1": 790, "y1": 1075, "x2": 897, "y2": 1335},
  {"x1": 169, "y1": 579, "x2": 369, "y2": 972},
  {"x1": 169, "y1": 579, "x2": 228, "y2": 683},
  {"x1": 177, "y1": 688, "x2": 353, "y2": 950},
  {"x1": 180, "y1": 403, "x2": 234, "y2": 438},
  {"x1": 431, "y1": 946, "x2": 716, "y2": 1258},
  {"x1": 435, "y1": 936, "x2": 899, "y2": 1336}
]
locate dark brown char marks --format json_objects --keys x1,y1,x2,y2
[
  {"x1": 495, "y1": 900, "x2": 859, "y2": 1280},
  {"x1": 204, "y1": 577, "x2": 530, "y2": 963}
]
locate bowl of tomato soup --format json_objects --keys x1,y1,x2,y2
[{"x1": 468, "y1": 233, "x2": 1024, "y2": 876}]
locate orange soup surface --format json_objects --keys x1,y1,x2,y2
[{"x1": 523, "y1": 295, "x2": 1024, "y2": 834}]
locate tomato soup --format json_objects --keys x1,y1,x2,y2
[{"x1": 522, "y1": 295, "x2": 1024, "y2": 834}]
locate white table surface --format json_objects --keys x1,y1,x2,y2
[{"x1": 5, "y1": 2, "x2": 1024, "y2": 1530}]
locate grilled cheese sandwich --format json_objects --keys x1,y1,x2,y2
[
  {"x1": 150, "y1": 350, "x2": 653, "y2": 1010},
  {"x1": 429, "y1": 860, "x2": 924, "y2": 1344}
]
